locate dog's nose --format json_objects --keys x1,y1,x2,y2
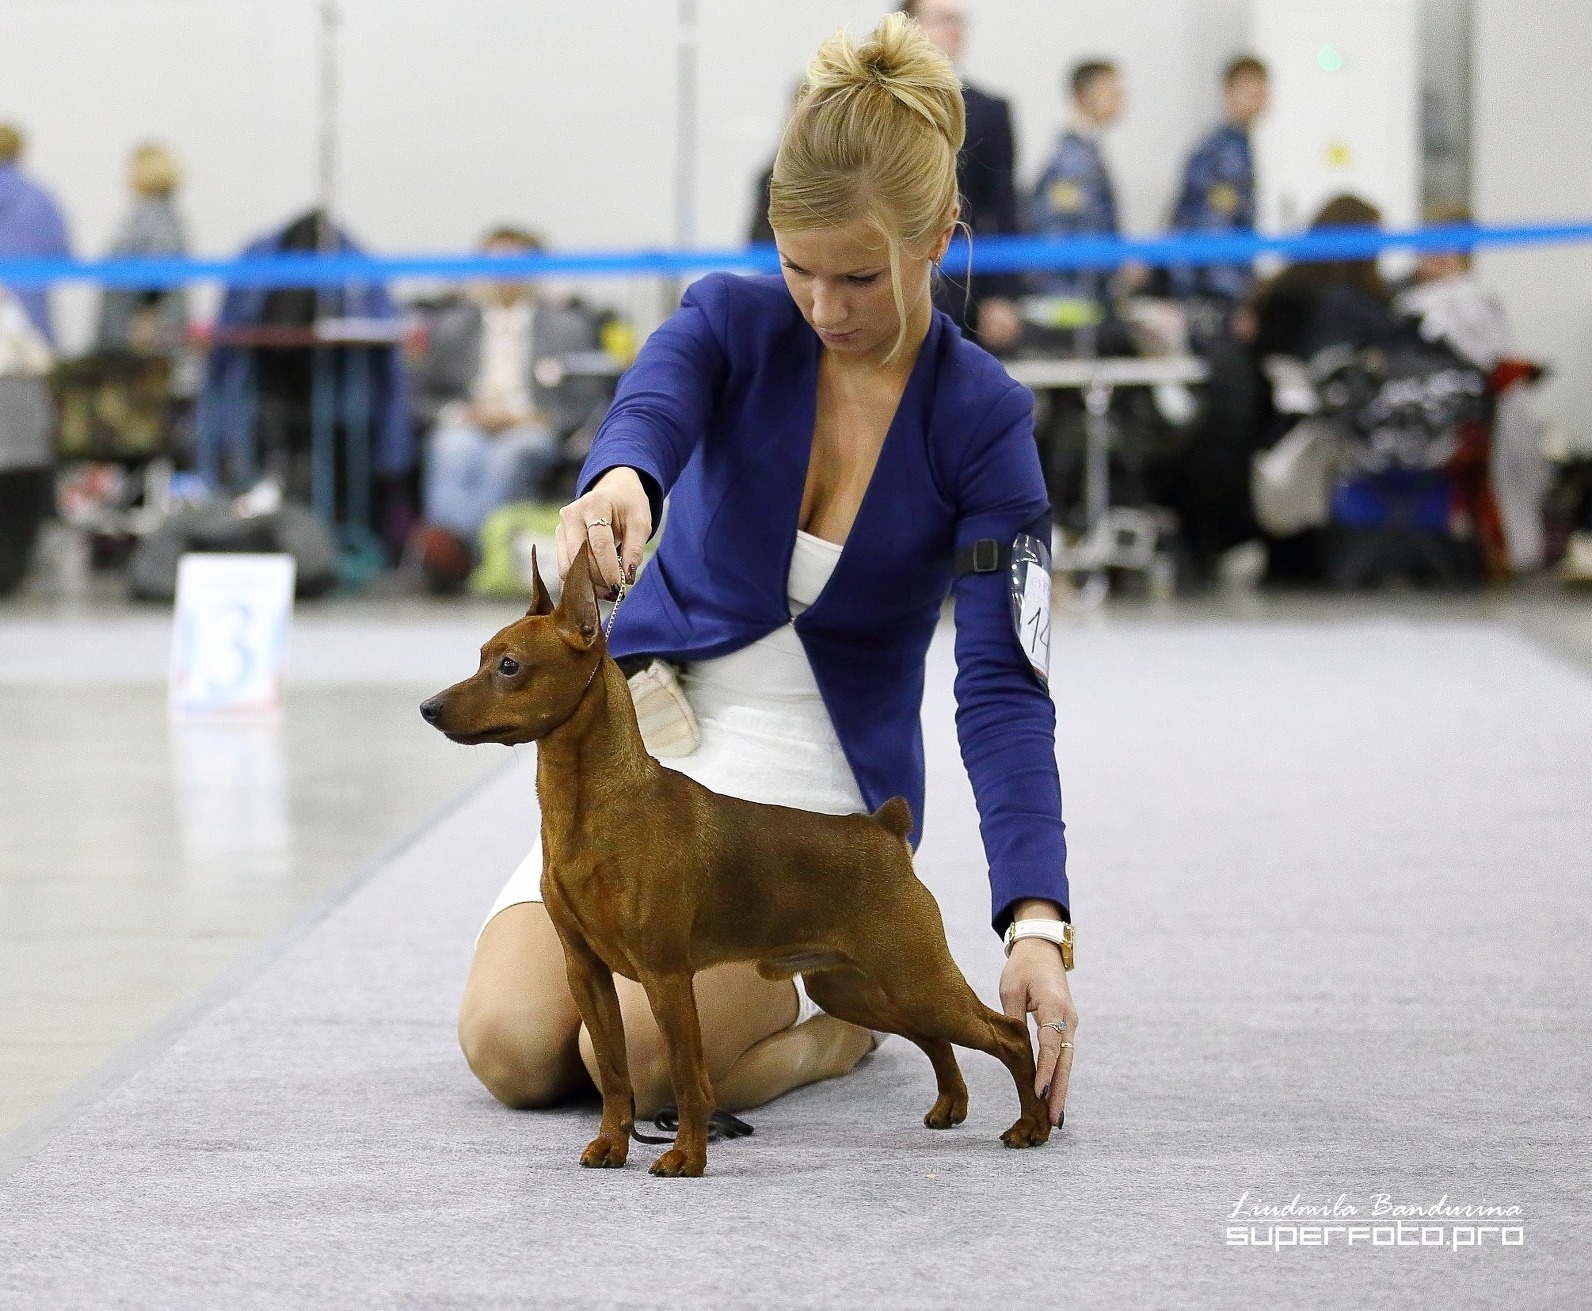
[{"x1": 419, "y1": 696, "x2": 442, "y2": 725}]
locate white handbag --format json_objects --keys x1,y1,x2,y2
[
  {"x1": 625, "y1": 659, "x2": 701, "y2": 758},
  {"x1": 1252, "y1": 417, "x2": 1340, "y2": 537}
]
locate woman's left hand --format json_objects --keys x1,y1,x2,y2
[{"x1": 999, "y1": 936, "x2": 1078, "y2": 1129}]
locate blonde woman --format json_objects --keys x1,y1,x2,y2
[
  {"x1": 461, "y1": 15, "x2": 1078, "y2": 1134},
  {"x1": 96, "y1": 142, "x2": 189, "y2": 355}
]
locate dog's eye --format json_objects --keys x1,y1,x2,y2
[{"x1": 497, "y1": 656, "x2": 521, "y2": 677}]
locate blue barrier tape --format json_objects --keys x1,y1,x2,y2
[{"x1": 2, "y1": 221, "x2": 1590, "y2": 289}]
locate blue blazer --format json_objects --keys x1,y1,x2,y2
[{"x1": 578, "y1": 273, "x2": 1068, "y2": 931}]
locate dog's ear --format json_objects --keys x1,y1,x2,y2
[
  {"x1": 526, "y1": 545, "x2": 554, "y2": 617},
  {"x1": 554, "y1": 541, "x2": 601, "y2": 648}
]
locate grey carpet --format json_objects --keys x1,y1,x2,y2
[{"x1": 2, "y1": 619, "x2": 1588, "y2": 1309}]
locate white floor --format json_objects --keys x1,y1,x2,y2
[{"x1": 0, "y1": 595, "x2": 519, "y2": 1137}]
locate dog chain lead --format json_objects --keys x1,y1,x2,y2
[
  {"x1": 603, "y1": 548, "x2": 629, "y2": 638},
  {"x1": 630, "y1": 1106, "x2": 756, "y2": 1145}
]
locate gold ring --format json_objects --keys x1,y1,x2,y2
[
  {"x1": 1058, "y1": 1042, "x2": 1074, "y2": 1051},
  {"x1": 586, "y1": 518, "x2": 611, "y2": 530}
]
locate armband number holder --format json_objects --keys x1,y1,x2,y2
[{"x1": 954, "y1": 520, "x2": 1052, "y2": 688}]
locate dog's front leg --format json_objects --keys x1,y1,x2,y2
[
  {"x1": 560, "y1": 936, "x2": 633, "y2": 1169},
  {"x1": 637, "y1": 972, "x2": 712, "y2": 1178}
]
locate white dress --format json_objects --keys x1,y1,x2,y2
[{"x1": 481, "y1": 530, "x2": 865, "y2": 1028}]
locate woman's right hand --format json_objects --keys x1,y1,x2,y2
[{"x1": 556, "y1": 466, "x2": 652, "y2": 594}]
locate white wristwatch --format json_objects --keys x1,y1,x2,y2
[{"x1": 1003, "y1": 918, "x2": 1075, "y2": 970}]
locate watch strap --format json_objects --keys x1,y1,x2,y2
[{"x1": 1004, "y1": 919, "x2": 1075, "y2": 970}]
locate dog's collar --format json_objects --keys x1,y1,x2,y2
[
  {"x1": 556, "y1": 569, "x2": 625, "y2": 730},
  {"x1": 545, "y1": 645, "x2": 606, "y2": 740},
  {"x1": 562, "y1": 568, "x2": 625, "y2": 722},
  {"x1": 576, "y1": 649, "x2": 603, "y2": 702}
]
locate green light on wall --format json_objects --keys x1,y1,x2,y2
[{"x1": 1317, "y1": 45, "x2": 1345, "y2": 72}]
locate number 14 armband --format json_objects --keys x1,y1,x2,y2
[{"x1": 952, "y1": 513, "x2": 1053, "y2": 689}]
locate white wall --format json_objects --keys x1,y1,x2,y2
[
  {"x1": 1473, "y1": 0, "x2": 1592, "y2": 447},
  {"x1": 1249, "y1": 0, "x2": 1421, "y2": 234},
  {"x1": 1419, "y1": 0, "x2": 1470, "y2": 208}
]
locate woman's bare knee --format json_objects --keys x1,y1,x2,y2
[
  {"x1": 571, "y1": 965, "x2": 817, "y2": 1117},
  {"x1": 459, "y1": 903, "x2": 587, "y2": 1108},
  {"x1": 459, "y1": 999, "x2": 583, "y2": 1108}
]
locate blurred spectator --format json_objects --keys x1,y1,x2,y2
[
  {"x1": 1396, "y1": 207, "x2": 1549, "y2": 571},
  {"x1": 0, "y1": 123, "x2": 68, "y2": 595},
  {"x1": 1169, "y1": 195, "x2": 1398, "y2": 582},
  {"x1": 196, "y1": 209, "x2": 414, "y2": 545},
  {"x1": 410, "y1": 227, "x2": 597, "y2": 587},
  {"x1": 95, "y1": 142, "x2": 190, "y2": 357},
  {"x1": 900, "y1": 0, "x2": 1022, "y2": 351},
  {"x1": 747, "y1": 167, "x2": 776, "y2": 248},
  {"x1": 1252, "y1": 195, "x2": 1399, "y2": 581},
  {"x1": 1168, "y1": 56, "x2": 1268, "y2": 310},
  {"x1": 1028, "y1": 60, "x2": 1125, "y2": 306},
  {"x1": 0, "y1": 285, "x2": 54, "y2": 595},
  {"x1": 0, "y1": 122, "x2": 72, "y2": 342},
  {"x1": 1252, "y1": 195, "x2": 1396, "y2": 363}
]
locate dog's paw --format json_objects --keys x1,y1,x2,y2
[
  {"x1": 923, "y1": 1092, "x2": 968, "y2": 1130},
  {"x1": 580, "y1": 1133, "x2": 630, "y2": 1168},
  {"x1": 649, "y1": 1147, "x2": 706, "y2": 1178},
  {"x1": 1000, "y1": 1115, "x2": 1051, "y2": 1149}
]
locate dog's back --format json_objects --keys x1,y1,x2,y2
[{"x1": 640, "y1": 774, "x2": 937, "y2": 973}]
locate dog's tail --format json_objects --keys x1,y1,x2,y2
[{"x1": 870, "y1": 796, "x2": 914, "y2": 841}]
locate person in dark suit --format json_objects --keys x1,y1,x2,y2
[{"x1": 902, "y1": 0, "x2": 1022, "y2": 350}]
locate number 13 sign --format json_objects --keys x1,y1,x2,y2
[{"x1": 170, "y1": 553, "x2": 297, "y2": 716}]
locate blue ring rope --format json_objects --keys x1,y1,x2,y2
[{"x1": 1, "y1": 221, "x2": 1590, "y2": 289}]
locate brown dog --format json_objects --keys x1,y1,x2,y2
[{"x1": 421, "y1": 544, "x2": 1050, "y2": 1176}]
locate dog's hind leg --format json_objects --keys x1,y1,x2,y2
[
  {"x1": 802, "y1": 972, "x2": 970, "y2": 1131},
  {"x1": 910, "y1": 1036, "x2": 969, "y2": 1130},
  {"x1": 905, "y1": 982, "x2": 1050, "y2": 1149},
  {"x1": 636, "y1": 970, "x2": 714, "y2": 1178},
  {"x1": 558, "y1": 934, "x2": 633, "y2": 1169}
]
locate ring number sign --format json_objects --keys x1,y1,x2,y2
[{"x1": 170, "y1": 553, "x2": 297, "y2": 716}]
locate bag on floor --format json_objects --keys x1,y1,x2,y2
[
  {"x1": 468, "y1": 501, "x2": 560, "y2": 598},
  {"x1": 127, "y1": 501, "x2": 339, "y2": 600},
  {"x1": 1252, "y1": 417, "x2": 1340, "y2": 536}
]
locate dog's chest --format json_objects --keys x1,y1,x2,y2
[
  {"x1": 543, "y1": 851, "x2": 652, "y2": 977},
  {"x1": 542, "y1": 823, "x2": 644, "y2": 919}
]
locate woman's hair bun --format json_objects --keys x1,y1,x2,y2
[
  {"x1": 769, "y1": 13, "x2": 966, "y2": 362},
  {"x1": 802, "y1": 12, "x2": 965, "y2": 152}
]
